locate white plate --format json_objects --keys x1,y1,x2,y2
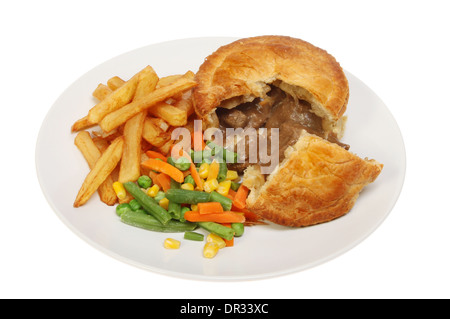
[{"x1": 35, "y1": 37, "x2": 406, "y2": 281}]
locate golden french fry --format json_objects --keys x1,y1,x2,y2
[
  {"x1": 174, "y1": 93, "x2": 194, "y2": 117},
  {"x1": 107, "y1": 76, "x2": 126, "y2": 90},
  {"x1": 142, "y1": 117, "x2": 171, "y2": 147},
  {"x1": 93, "y1": 83, "x2": 113, "y2": 101},
  {"x1": 74, "y1": 136, "x2": 124, "y2": 207},
  {"x1": 158, "y1": 138, "x2": 174, "y2": 155},
  {"x1": 118, "y1": 67, "x2": 157, "y2": 184},
  {"x1": 91, "y1": 128, "x2": 122, "y2": 142},
  {"x1": 149, "y1": 117, "x2": 170, "y2": 132},
  {"x1": 148, "y1": 102, "x2": 187, "y2": 126},
  {"x1": 156, "y1": 74, "x2": 183, "y2": 88},
  {"x1": 92, "y1": 136, "x2": 110, "y2": 152},
  {"x1": 99, "y1": 71, "x2": 197, "y2": 133},
  {"x1": 87, "y1": 66, "x2": 156, "y2": 124},
  {"x1": 71, "y1": 116, "x2": 94, "y2": 133},
  {"x1": 71, "y1": 84, "x2": 113, "y2": 132},
  {"x1": 74, "y1": 131, "x2": 117, "y2": 206}
]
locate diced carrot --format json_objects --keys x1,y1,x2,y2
[
  {"x1": 145, "y1": 150, "x2": 168, "y2": 162},
  {"x1": 222, "y1": 223, "x2": 234, "y2": 247},
  {"x1": 141, "y1": 158, "x2": 184, "y2": 183},
  {"x1": 189, "y1": 162, "x2": 203, "y2": 191},
  {"x1": 156, "y1": 173, "x2": 171, "y2": 192},
  {"x1": 198, "y1": 202, "x2": 224, "y2": 214},
  {"x1": 233, "y1": 185, "x2": 249, "y2": 209},
  {"x1": 183, "y1": 211, "x2": 245, "y2": 223},
  {"x1": 148, "y1": 171, "x2": 162, "y2": 188},
  {"x1": 228, "y1": 189, "x2": 237, "y2": 199},
  {"x1": 232, "y1": 205, "x2": 261, "y2": 222}
]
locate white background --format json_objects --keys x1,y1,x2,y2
[{"x1": 1, "y1": 0, "x2": 449, "y2": 299}]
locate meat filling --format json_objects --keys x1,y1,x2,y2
[{"x1": 216, "y1": 87, "x2": 349, "y2": 173}]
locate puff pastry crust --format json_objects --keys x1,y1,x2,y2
[
  {"x1": 244, "y1": 132, "x2": 383, "y2": 227},
  {"x1": 193, "y1": 35, "x2": 349, "y2": 124}
]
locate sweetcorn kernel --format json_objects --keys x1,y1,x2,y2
[
  {"x1": 203, "y1": 242, "x2": 220, "y2": 258},
  {"x1": 112, "y1": 182, "x2": 127, "y2": 200},
  {"x1": 217, "y1": 180, "x2": 232, "y2": 197},
  {"x1": 190, "y1": 204, "x2": 198, "y2": 211},
  {"x1": 181, "y1": 183, "x2": 195, "y2": 191},
  {"x1": 203, "y1": 179, "x2": 219, "y2": 193},
  {"x1": 226, "y1": 170, "x2": 239, "y2": 181},
  {"x1": 159, "y1": 197, "x2": 170, "y2": 210},
  {"x1": 206, "y1": 233, "x2": 226, "y2": 249},
  {"x1": 164, "y1": 238, "x2": 180, "y2": 249},
  {"x1": 147, "y1": 184, "x2": 160, "y2": 197},
  {"x1": 198, "y1": 163, "x2": 210, "y2": 179}
]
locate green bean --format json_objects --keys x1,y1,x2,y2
[
  {"x1": 123, "y1": 182, "x2": 172, "y2": 225},
  {"x1": 168, "y1": 201, "x2": 181, "y2": 220},
  {"x1": 231, "y1": 223, "x2": 244, "y2": 237},
  {"x1": 230, "y1": 181, "x2": 241, "y2": 191},
  {"x1": 116, "y1": 203, "x2": 132, "y2": 217},
  {"x1": 198, "y1": 222, "x2": 235, "y2": 241},
  {"x1": 206, "y1": 141, "x2": 238, "y2": 163},
  {"x1": 137, "y1": 175, "x2": 152, "y2": 189},
  {"x1": 196, "y1": 157, "x2": 213, "y2": 167},
  {"x1": 180, "y1": 206, "x2": 190, "y2": 222},
  {"x1": 184, "y1": 231, "x2": 205, "y2": 241},
  {"x1": 209, "y1": 191, "x2": 233, "y2": 211},
  {"x1": 191, "y1": 149, "x2": 213, "y2": 164},
  {"x1": 217, "y1": 161, "x2": 228, "y2": 183},
  {"x1": 121, "y1": 209, "x2": 197, "y2": 233},
  {"x1": 165, "y1": 189, "x2": 211, "y2": 205},
  {"x1": 170, "y1": 178, "x2": 181, "y2": 189}
]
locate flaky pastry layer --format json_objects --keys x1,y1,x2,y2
[
  {"x1": 244, "y1": 132, "x2": 383, "y2": 227},
  {"x1": 193, "y1": 35, "x2": 349, "y2": 124}
]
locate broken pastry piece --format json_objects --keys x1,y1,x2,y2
[
  {"x1": 243, "y1": 131, "x2": 383, "y2": 227},
  {"x1": 192, "y1": 35, "x2": 383, "y2": 227}
]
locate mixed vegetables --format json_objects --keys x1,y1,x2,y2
[{"x1": 112, "y1": 138, "x2": 260, "y2": 258}]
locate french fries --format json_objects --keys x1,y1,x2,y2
[
  {"x1": 74, "y1": 132, "x2": 117, "y2": 206},
  {"x1": 142, "y1": 117, "x2": 171, "y2": 147},
  {"x1": 149, "y1": 102, "x2": 188, "y2": 126},
  {"x1": 74, "y1": 136, "x2": 124, "y2": 207},
  {"x1": 119, "y1": 65, "x2": 158, "y2": 185},
  {"x1": 71, "y1": 116, "x2": 94, "y2": 133},
  {"x1": 99, "y1": 71, "x2": 196, "y2": 133},
  {"x1": 107, "y1": 76, "x2": 125, "y2": 90},
  {"x1": 72, "y1": 64, "x2": 198, "y2": 207},
  {"x1": 92, "y1": 83, "x2": 113, "y2": 101},
  {"x1": 87, "y1": 66, "x2": 155, "y2": 124}
]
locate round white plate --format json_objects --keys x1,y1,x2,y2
[{"x1": 36, "y1": 37, "x2": 406, "y2": 281}]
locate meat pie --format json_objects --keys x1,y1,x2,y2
[{"x1": 192, "y1": 35, "x2": 383, "y2": 227}]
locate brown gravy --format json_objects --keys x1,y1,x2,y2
[{"x1": 216, "y1": 87, "x2": 349, "y2": 173}]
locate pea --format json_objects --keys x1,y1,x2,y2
[
  {"x1": 184, "y1": 175, "x2": 196, "y2": 187},
  {"x1": 137, "y1": 175, "x2": 152, "y2": 189},
  {"x1": 154, "y1": 191, "x2": 166, "y2": 202},
  {"x1": 116, "y1": 203, "x2": 132, "y2": 217},
  {"x1": 167, "y1": 157, "x2": 176, "y2": 167},
  {"x1": 174, "y1": 157, "x2": 191, "y2": 171}
]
